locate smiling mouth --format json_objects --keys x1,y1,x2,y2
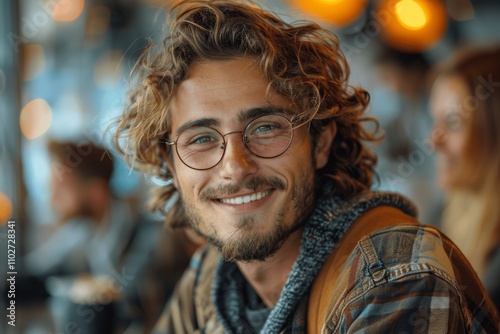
[{"x1": 218, "y1": 190, "x2": 272, "y2": 205}]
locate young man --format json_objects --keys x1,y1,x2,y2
[{"x1": 114, "y1": 1, "x2": 500, "y2": 332}]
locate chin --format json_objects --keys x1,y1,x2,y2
[
  {"x1": 438, "y1": 173, "x2": 462, "y2": 191},
  {"x1": 207, "y1": 219, "x2": 299, "y2": 262}
]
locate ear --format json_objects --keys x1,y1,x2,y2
[{"x1": 314, "y1": 122, "x2": 336, "y2": 169}]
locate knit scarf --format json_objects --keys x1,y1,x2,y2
[{"x1": 212, "y1": 189, "x2": 417, "y2": 333}]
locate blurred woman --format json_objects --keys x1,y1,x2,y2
[{"x1": 429, "y1": 45, "x2": 500, "y2": 309}]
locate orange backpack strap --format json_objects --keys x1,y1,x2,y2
[{"x1": 307, "y1": 205, "x2": 419, "y2": 333}]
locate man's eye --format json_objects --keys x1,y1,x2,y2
[
  {"x1": 188, "y1": 135, "x2": 218, "y2": 145},
  {"x1": 253, "y1": 123, "x2": 280, "y2": 134}
]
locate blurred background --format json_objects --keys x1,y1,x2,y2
[{"x1": 1, "y1": 0, "x2": 500, "y2": 333}]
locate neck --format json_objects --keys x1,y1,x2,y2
[{"x1": 236, "y1": 228, "x2": 303, "y2": 308}]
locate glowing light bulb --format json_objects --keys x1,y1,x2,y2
[
  {"x1": 375, "y1": 0, "x2": 447, "y2": 52},
  {"x1": 396, "y1": 0, "x2": 427, "y2": 30},
  {"x1": 319, "y1": 0, "x2": 342, "y2": 4},
  {"x1": 293, "y1": 0, "x2": 368, "y2": 27}
]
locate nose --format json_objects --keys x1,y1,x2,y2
[
  {"x1": 428, "y1": 125, "x2": 446, "y2": 151},
  {"x1": 218, "y1": 132, "x2": 258, "y2": 181}
]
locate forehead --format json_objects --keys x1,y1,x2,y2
[
  {"x1": 50, "y1": 169, "x2": 80, "y2": 186},
  {"x1": 430, "y1": 75, "x2": 470, "y2": 117},
  {"x1": 169, "y1": 57, "x2": 293, "y2": 132}
]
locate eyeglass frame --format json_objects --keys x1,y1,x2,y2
[{"x1": 162, "y1": 114, "x2": 296, "y2": 171}]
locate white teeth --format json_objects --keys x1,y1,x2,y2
[{"x1": 220, "y1": 190, "x2": 270, "y2": 205}]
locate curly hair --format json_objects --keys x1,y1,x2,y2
[{"x1": 113, "y1": 0, "x2": 379, "y2": 227}]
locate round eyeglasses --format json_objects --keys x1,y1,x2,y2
[{"x1": 163, "y1": 114, "x2": 294, "y2": 170}]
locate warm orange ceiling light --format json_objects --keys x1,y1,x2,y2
[
  {"x1": 376, "y1": 0, "x2": 447, "y2": 52},
  {"x1": 52, "y1": 0, "x2": 85, "y2": 22},
  {"x1": 0, "y1": 192, "x2": 13, "y2": 224},
  {"x1": 396, "y1": 0, "x2": 427, "y2": 30},
  {"x1": 292, "y1": 0, "x2": 368, "y2": 27}
]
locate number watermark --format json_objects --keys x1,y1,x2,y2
[{"x1": 6, "y1": 220, "x2": 16, "y2": 327}]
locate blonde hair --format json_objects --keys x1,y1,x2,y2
[
  {"x1": 436, "y1": 45, "x2": 500, "y2": 277},
  {"x1": 113, "y1": 0, "x2": 379, "y2": 227}
]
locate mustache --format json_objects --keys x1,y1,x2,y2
[{"x1": 199, "y1": 176, "x2": 286, "y2": 200}]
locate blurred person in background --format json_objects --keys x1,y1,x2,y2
[
  {"x1": 374, "y1": 44, "x2": 443, "y2": 226},
  {"x1": 22, "y1": 140, "x2": 136, "y2": 332},
  {"x1": 20, "y1": 140, "x2": 195, "y2": 333},
  {"x1": 430, "y1": 45, "x2": 500, "y2": 310},
  {"x1": 25, "y1": 140, "x2": 122, "y2": 277},
  {"x1": 25, "y1": 140, "x2": 137, "y2": 279}
]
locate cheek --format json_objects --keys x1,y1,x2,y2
[
  {"x1": 281, "y1": 152, "x2": 316, "y2": 187},
  {"x1": 175, "y1": 169, "x2": 205, "y2": 197},
  {"x1": 291, "y1": 131, "x2": 314, "y2": 158},
  {"x1": 445, "y1": 132, "x2": 466, "y2": 158}
]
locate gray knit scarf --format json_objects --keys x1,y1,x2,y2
[{"x1": 212, "y1": 189, "x2": 417, "y2": 333}]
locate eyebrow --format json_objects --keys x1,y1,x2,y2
[
  {"x1": 238, "y1": 106, "x2": 291, "y2": 122},
  {"x1": 174, "y1": 106, "x2": 292, "y2": 137},
  {"x1": 175, "y1": 118, "x2": 219, "y2": 137}
]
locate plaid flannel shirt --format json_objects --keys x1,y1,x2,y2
[
  {"x1": 312, "y1": 224, "x2": 500, "y2": 333},
  {"x1": 154, "y1": 223, "x2": 499, "y2": 333},
  {"x1": 153, "y1": 190, "x2": 499, "y2": 334}
]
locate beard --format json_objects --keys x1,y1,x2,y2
[{"x1": 180, "y1": 172, "x2": 316, "y2": 262}]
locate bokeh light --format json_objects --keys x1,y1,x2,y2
[
  {"x1": 22, "y1": 44, "x2": 46, "y2": 81},
  {"x1": 20, "y1": 98, "x2": 53, "y2": 140},
  {"x1": 0, "y1": 192, "x2": 13, "y2": 224},
  {"x1": 52, "y1": 0, "x2": 85, "y2": 22},
  {"x1": 292, "y1": 0, "x2": 368, "y2": 27},
  {"x1": 376, "y1": 0, "x2": 447, "y2": 52},
  {"x1": 396, "y1": 0, "x2": 427, "y2": 30}
]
